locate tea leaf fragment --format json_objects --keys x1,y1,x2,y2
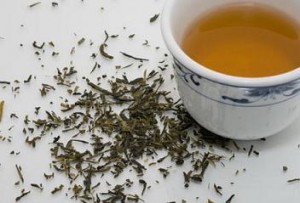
[
  {"x1": 29, "y1": 2, "x2": 41, "y2": 8},
  {"x1": 51, "y1": 184, "x2": 64, "y2": 194},
  {"x1": 120, "y1": 51, "x2": 149, "y2": 62},
  {"x1": 31, "y1": 183, "x2": 43, "y2": 191},
  {"x1": 77, "y1": 37, "x2": 85, "y2": 45},
  {"x1": 15, "y1": 190, "x2": 31, "y2": 201},
  {"x1": 15, "y1": 164, "x2": 24, "y2": 183},
  {"x1": 287, "y1": 178, "x2": 300, "y2": 183},
  {"x1": 100, "y1": 44, "x2": 114, "y2": 59},
  {"x1": 225, "y1": 194, "x2": 235, "y2": 203},
  {"x1": 0, "y1": 81, "x2": 10, "y2": 85},
  {"x1": 149, "y1": 14, "x2": 159, "y2": 23},
  {"x1": 0, "y1": 101, "x2": 4, "y2": 122}
]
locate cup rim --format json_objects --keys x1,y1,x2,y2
[{"x1": 161, "y1": 0, "x2": 300, "y2": 87}]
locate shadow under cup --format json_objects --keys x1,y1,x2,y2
[{"x1": 161, "y1": 0, "x2": 300, "y2": 140}]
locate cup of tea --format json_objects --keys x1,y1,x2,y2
[{"x1": 161, "y1": 0, "x2": 300, "y2": 140}]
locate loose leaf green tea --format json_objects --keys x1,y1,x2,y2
[{"x1": 25, "y1": 65, "x2": 228, "y2": 201}]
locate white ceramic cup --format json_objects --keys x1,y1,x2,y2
[{"x1": 161, "y1": 0, "x2": 300, "y2": 140}]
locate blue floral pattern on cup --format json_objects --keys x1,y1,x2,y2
[{"x1": 174, "y1": 60, "x2": 300, "y2": 107}]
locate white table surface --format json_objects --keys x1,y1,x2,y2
[{"x1": 0, "y1": 1, "x2": 300, "y2": 203}]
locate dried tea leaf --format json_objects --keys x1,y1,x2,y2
[
  {"x1": 52, "y1": 2, "x2": 58, "y2": 7},
  {"x1": 120, "y1": 51, "x2": 149, "y2": 62},
  {"x1": 139, "y1": 179, "x2": 147, "y2": 195},
  {"x1": 44, "y1": 172, "x2": 55, "y2": 180},
  {"x1": 149, "y1": 14, "x2": 160, "y2": 23},
  {"x1": 128, "y1": 34, "x2": 135, "y2": 38},
  {"x1": 25, "y1": 136, "x2": 42, "y2": 148},
  {"x1": 213, "y1": 184, "x2": 222, "y2": 196},
  {"x1": 26, "y1": 69, "x2": 228, "y2": 201},
  {"x1": 77, "y1": 38, "x2": 85, "y2": 45},
  {"x1": 33, "y1": 41, "x2": 45, "y2": 49},
  {"x1": 225, "y1": 194, "x2": 235, "y2": 203},
  {"x1": 15, "y1": 164, "x2": 24, "y2": 183},
  {"x1": 248, "y1": 145, "x2": 254, "y2": 157},
  {"x1": 0, "y1": 81, "x2": 10, "y2": 85},
  {"x1": 16, "y1": 190, "x2": 30, "y2": 201},
  {"x1": 51, "y1": 184, "x2": 64, "y2": 194},
  {"x1": 287, "y1": 178, "x2": 300, "y2": 183},
  {"x1": 100, "y1": 43, "x2": 114, "y2": 59},
  {"x1": 0, "y1": 101, "x2": 4, "y2": 122},
  {"x1": 24, "y1": 75, "x2": 32, "y2": 83},
  {"x1": 31, "y1": 183, "x2": 43, "y2": 191},
  {"x1": 29, "y1": 2, "x2": 41, "y2": 8}
]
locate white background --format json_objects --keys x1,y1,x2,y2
[{"x1": 0, "y1": 0, "x2": 300, "y2": 202}]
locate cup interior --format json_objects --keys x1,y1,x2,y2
[
  {"x1": 169, "y1": 0, "x2": 300, "y2": 46},
  {"x1": 162, "y1": 0, "x2": 300, "y2": 86}
]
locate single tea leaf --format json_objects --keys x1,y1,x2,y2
[{"x1": 0, "y1": 101, "x2": 4, "y2": 122}]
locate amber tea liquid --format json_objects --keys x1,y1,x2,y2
[{"x1": 182, "y1": 4, "x2": 300, "y2": 77}]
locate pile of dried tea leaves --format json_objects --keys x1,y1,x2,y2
[{"x1": 22, "y1": 65, "x2": 228, "y2": 202}]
